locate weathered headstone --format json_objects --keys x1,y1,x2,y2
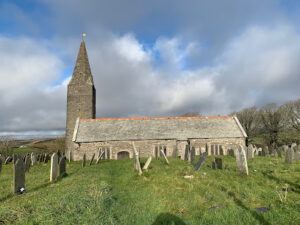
[
  {"x1": 132, "y1": 142, "x2": 142, "y2": 175},
  {"x1": 13, "y1": 159, "x2": 25, "y2": 194},
  {"x1": 291, "y1": 143, "x2": 297, "y2": 152},
  {"x1": 31, "y1": 153, "x2": 37, "y2": 166},
  {"x1": 235, "y1": 145, "x2": 248, "y2": 175},
  {"x1": 143, "y1": 156, "x2": 152, "y2": 170},
  {"x1": 96, "y1": 150, "x2": 104, "y2": 164},
  {"x1": 211, "y1": 160, "x2": 216, "y2": 169},
  {"x1": 50, "y1": 153, "x2": 58, "y2": 182},
  {"x1": 24, "y1": 155, "x2": 31, "y2": 173},
  {"x1": 59, "y1": 156, "x2": 66, "y2": 177},
  {"x1": 160, "y1": 149, "x2": 169, "y2": 165},
  {"x1": 155, "y1": 145, "x2": 159, "y2": 159},
  {"x1": 215, "y1": 157, "x2": 223, "y2": 169},
  {"x1": 184, "y1": 145, "x2": 189, "y2": 161},
  {"x1": 190, "y1": 147, "x2": 195, "y2": 162},
  {"x1": 276, "y1": 148, "x2": 282, "y2": 158},
  {"x1": 13, "y1": 154, "x2": 19, "y2": 164},
  {"x1": 194, "y1": 152, "x2": 208, "y2": 171},
  {"x1": 44, "y1": 154, "x2": 49, "y2": 163},
  {"x1": 283, "y1": 145, "x2": 288, "y2": 152},
  {"x1": 89, "y1": 153, "x2": 95, "y2": 166},
  {"x1": 82, "y1": 154, "x2": 86, "y2": 167},
  {"x1": 247, "y1": 145, "x2": 254, "y2": 160},
  {"x1": 285, "y1": 148, "x2": 293, "y2": 163}
]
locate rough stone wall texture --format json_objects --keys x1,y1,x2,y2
[
  {"x1": 71, "y1": 137, "x2": 246, "y2": 161},
  {"x1": 65, "y1": 40, "x2": 96, "y2": 157}
]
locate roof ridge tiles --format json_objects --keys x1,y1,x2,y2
[{"x1": 80, "y1": 116, "x2": 233, "y2": 122}]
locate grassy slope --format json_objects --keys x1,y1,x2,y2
[{"x1": 0, "y1": 155, "x2": 299, "y2": 225}]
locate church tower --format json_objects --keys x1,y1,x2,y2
[{"x1": 65, "y1": 40, "x2": 96, "y2": 157}]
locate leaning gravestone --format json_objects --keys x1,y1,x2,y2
[
  {"x1": 13, "y1": 154, "x2": 19, "y2": 164},
  {"x1": 24, "y1": 155, "x2": 31, "y2": 173},
  {"x1": 89, "y1": 153, "x2": 95, "y2": 166},
  {"x1": 235, "y1": 145, "x2": 248, "y2": 175},
  {"x1": 82, "y1": 154, "x2": 86, "y2": 167},
  {"x1": 5, "y1": 156, "x2": 12, "y2": 164},
  {"x1": 194, "y1": 152, "x2": 208, "y2": 171},
  {"x1": 285, "y1": 147, "x2": 293, "y2": 163},
  {"x1": 59, "y1": 156, "x2": 66, "y2": 177},
  {"x1": 143, "y1": 156, "x2": 152, "y2": 170},
  {"x1": 160, "y1": 149, "x2": 169, "y2": 165},
  {"x1": 13, "y1": 159, "x2": 25, "y2": 194},
  {"x1": 31, "y1": 153, "x2": 37, "y2": 166},
  {"x1": 50, "y1": 153, "x2": 58, "y2": 182},
  {"x1": 68, "y1": 151, "x2": 72, "y2": 163}
]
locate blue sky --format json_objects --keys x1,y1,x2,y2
[{"x1": 1, "y1": 0, "x2": 300, "y2": 136}]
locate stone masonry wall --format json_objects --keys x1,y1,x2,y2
[{"x1": 72, "y1": 137, "x2": 245, "y2": 161}]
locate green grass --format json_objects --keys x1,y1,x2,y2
[
  {"x1": 0, "y1": 155, "x2": 299, "y2": 225},
  {"x1": 13, "y1": 147, "x2": 43, "y2": 155}
]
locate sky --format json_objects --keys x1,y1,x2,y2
[{"x1": 1, "y1": 0, "x2": 300, "y2": 137}]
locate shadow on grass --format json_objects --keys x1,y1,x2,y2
[
  {"x1": 226, "y1": 190, "x2": 271, "y2": 225},
  {"x1": 262, "y1": 172, "x2": 300, "y2": 193},
  {"x1": 152, "y1": 213, "x2": 186, "y2": 225}
]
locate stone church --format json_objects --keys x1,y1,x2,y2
[{"x1": 65, "y1": 40, "x2": 247, "y2": 161}]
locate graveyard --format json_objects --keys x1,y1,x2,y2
[{"x1": 0, "y1": 150, "x2": 299, "y2": 224}]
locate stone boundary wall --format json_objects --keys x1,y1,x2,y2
[{"x1": 72, "y1": 137, "x2": 246, "y2": 161}]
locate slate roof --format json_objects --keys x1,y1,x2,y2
[{"x1": 73, "y1": 116, "x2": 247, "y2": 143}]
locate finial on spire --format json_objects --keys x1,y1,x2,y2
[{"x1": 82, "y1": 33, "x2": 86, "y2": 40}]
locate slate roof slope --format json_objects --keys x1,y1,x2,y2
[{"x1": 73, "y1": 116, "x2": 247, "y2": 143}]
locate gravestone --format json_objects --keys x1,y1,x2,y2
[
  {"x1": 184, "y1": 145, "x2": 189, "y2": 161},
  {"x1": 235, "y1": 145, "x2": 248, "y2": 175},
  {"x1": 285, "y1": 147, "x2": 293, "y2": 163},
  {"x1": 132, "y1": 142, "x2": 142, "y2": 175},
  {"x1": 96, "y1": 150, "x2": 104, "y2": 164},
  {"x1": 31, "y1": 153, "x2": 37, "y2": 166},
  {"x1": 44, "y1": 154, "x2": 49, "y2": 163},
  {"x1": 50, "y1": 153, "x2": 58, "y2": 182},
  {"x1": 82, "y1": 154, "x2": 86, "y2": 167},
  {"x1": 295, "y1": 150, "x2": 300, "y2": 160},
  {"x1": 13, "y1": 159, "x2": 25, "y2": 194},
  {"x1": 13, "y1": 154, "x2": 19, "y2": 164},
  {"x1": 160, "y1": 149, "x2": 169, "y2": 165},
  {"x1": 143, "y1": 156, "x2": 152, "y2": 170},
  {"x1": 261, "y1": 147, "x2": 267, "y2": 156},
  {"x1": 5, "y1": 156, "x2": 12, "y2": 164},
  {"x1": 215, "y1": 158, "x2": 222, "y2": 169},
  {"x1": 89, "y1": 153, "x2": 95, "y2": 166},
  {"x1": 24, "y1": 155, "x2": 31, "y2": 173},
  {"x1": 155, "y1": 145, "x2": 159, "y2": 159},
  {"x1": 190, "y1": 147, "x2": 195, "y2": 163},
  {"x1": 283, "y1": 145, "x2": 288, "y2": 152},
  {"x1": 211, "y1": 160, "x2": 216, "y2": 169},
  {"x1": 59, "y1": 156, "x2": 66, "y2": 177},
  {"x1": 219, "y1": 146, "x2": 224, "y2": 155},
  {"x1": 247, "y1": 145, "x2": 254, "y2": 160},
  {"x1": 194, "y1": 152, "x2": 208, "y2": 171},
  {"x1": 291, "y1": 143, "x2": 297, "y2": 152},
  {"x1": 276, "y1": 148, "x2": 282, "y2": 158}
]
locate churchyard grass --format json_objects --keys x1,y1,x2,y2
[
  {"x1": 13, "y1": 147, "x2": 42, "y2": 155},
  {"x1": 0, "y1": 155, "x2": 299, "y2": 224}
]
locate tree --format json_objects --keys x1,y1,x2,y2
[
  {"x1": 283, "y1": 99, "x2": 300, "y2": 131},
  {"x1": 0, "y1": 136, "x2": 16, "y2": 157},
  {"x1": 231, "y1": 107, "x2": 259, "y2": 138},
  {"x1": 259, "y1": 103, "x2": 285, "y2": 148}
]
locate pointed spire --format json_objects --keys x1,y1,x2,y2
[{"x1": 69, "y1": 40, "x2": 94, "y2": 85}]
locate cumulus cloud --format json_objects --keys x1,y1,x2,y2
[{"x1": 0, "y1": 36, "x2": 66, "y2": 132}]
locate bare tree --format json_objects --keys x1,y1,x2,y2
[
  {"x1": 0, "y1": 136, "x2": 16, "y2": 157},
  {"x1": 259, "y1": 103, "x2": 285, "y2": 148},
  {"x1": 231, "y1": 107, "x2": 259, "y2": 137}
]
